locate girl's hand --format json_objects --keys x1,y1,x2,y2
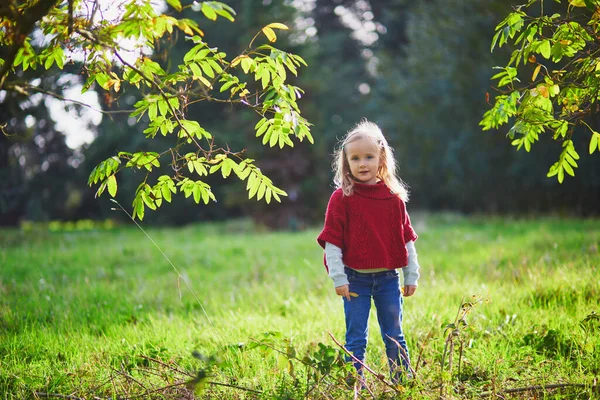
[
  {"x1": 403, "y1": 285, "x2": 417, "y2": 297},
  {"x1": 335, "y1": 284, "x2": 351, "y2": 301}
]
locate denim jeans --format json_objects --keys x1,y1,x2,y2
[{"x1": 343, "y1": 267, "x2": 411, "y2": 381}]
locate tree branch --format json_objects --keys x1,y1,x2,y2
[
  {"x1": 480, "y1": 382, "x2": 591, "y2": 398},
  {"x1": 0, "y1": 0, "x2": 61, "y2": 88},
  {"x1": 4, "y1": 82, "x2": 134, "y2": 115},
  {"x1": 328, "y1": 332, "x2": 399, "y2": 393}
]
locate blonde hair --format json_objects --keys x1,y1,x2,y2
[{"x1": 332, "y1": 119, "x2": 409, "y2": 201}]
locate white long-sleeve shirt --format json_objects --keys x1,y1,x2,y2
[{"x1": 325, "y1": 241, "x2": 421, "y2": 288}]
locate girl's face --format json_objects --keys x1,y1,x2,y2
[{"x1": 345, "y1": 137, "x2": 382, "y2": 185}]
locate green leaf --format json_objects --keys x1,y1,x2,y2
[
  {"x1": 256, "y1": 119, "x2": 269, "y2": 137},
  {"x1": 241, "y1": 57, "x2": 253, "y2": 74},
  {"x1": 255, "y1": 117, "x2": 267, "y2": 130},
  {"x1": 563, "y1": 159, "x2": 575, "y2": 176},
  {"x1": 201, "y1": 185, "x2": 210, "y2": 204},
  {"x1": 566, "y1": 144, "x2": 579, "y2": 160},
  {"x1": 208, "y1": 59, "x2": 223, "y2": 73},
  {"x1": 96, "y1": 181, "x2": 107, "y2": 198},
  {"x1": 194, "y1": 161, "x2": 207, "y2": 175},
  {"x1": 107, "y1": 175, "x2": 118, "y2": 197},
  {"x1": 261, "y1": 69, "x2": 270, "y2": 89},
  {"x1": 184, "y1": 44, "x2": 203, "y2": 62},
  {"x1": 55, "y1": 46, "x2": 65, "y2": 69},
  {"x1": 166, "y1": 0, "x2": 182, "y2": 11},
  {"x1": 149, "y1": 102, "x2": 158, "y2": 120},
  {"x1": 190, "y1": 63, "x2": 203, "y2": 80},
  {"x1": 248, "y1": 173, "x2": 259, "y2": 198},
  {"x1": 262, "y1": 27, "x2": 277, "y2": 42},
  {"x1": 133, "y1": 196, "x2": 145, "y2": 220},
  {"x1": 291, "y1": 54, "x2": 307, "y2": 67},
  {"x1": 141, "y1": 191, "x2": 156, "y2": 210},
  {"x1": 213, "y1": 8, "x2": 234, "y2": 22},
  {"x1": 95, "y1": 73, "x2": 111, "y2": 90},
  {"x1": 568, "y1": 0, "x2": 586, "y2": 6},
  {"x1": 539, "y1": 40, "x2": 551, "y2": 59},
  {"x1": 198, "y1": 75, "x2": 213, "y2": 88},
  {"x1": 220, "y1": 80, "x2": 236, "y2": 92},
  {"x1": 209, "y1": 163, "x2": 221, "y2": 174},
  {"x1": 158, "y1": 99, "x2": 168, "y2": 116},
  {"x1": 161, "y1": 183, "x2": 172, "y2": 202},
  {"x1": 200, "y1": 62, "x2": 215, "y2": 78},
  {"x1": 266, "y1": 23, "x2": 289, "y2": 30},
  {"x1": 590, "y1": 132, "x2": 600, "y2": 154},
  {"x1": 201, "y1": 3, "x2": 218, "y2": 20},
  {"x1": 558, "y1": 165, "x2": 565, "y2": 183},
  {"x1": 221, "y1": 159, "x2": 232, "y2": 178},
  {"x1": 44, "y1": 52, "x2": 54, "y2": 69},
  {"x1": 262, "y1": 126, "x2": 273, "y2": 145},
  {"x1": 256, "y1": 182, "x2": 266, "y2": 201},
  {"x1": 269, "y1": 128, "x2": 279, "y2": 147},
  {"x1": 193, "y1": 184, "x2": 202, "y2": 203}
]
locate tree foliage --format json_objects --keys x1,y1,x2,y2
[
  {"x1": 481, "y1": 0, "x2": 600, "y2": 182},
  {"x1": 0, "y1": 0, "x2": 312, "y2": 220}
]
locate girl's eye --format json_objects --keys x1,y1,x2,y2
[
  {"x1": 367, "y1": 156, "x2": 374, "y2": 159},
  {"x1": 351, "y1": 157, "x2": 359, "y2": 161}
]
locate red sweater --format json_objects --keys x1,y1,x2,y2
[{"x1": 317, "y1": 181, "x2": 418, "y2": 271}]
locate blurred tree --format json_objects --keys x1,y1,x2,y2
[{"x1": 0, "y1": 66, "x2": 85, "y2": 225}]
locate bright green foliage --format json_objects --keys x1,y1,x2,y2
[
  {"x1": 1, "y1": 1, "x2": 311, "y2": 219},
  {"x1": 481, "y1": 0, "x2": 600, "y2": 182}
]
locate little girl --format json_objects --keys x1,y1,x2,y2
[{"x1": 317, "y1": 119, "x2": 421, "y2": 383}]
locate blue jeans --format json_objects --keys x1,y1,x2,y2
[{"x1": 343, "y1": 267, "x2": 411, "y2": 381}]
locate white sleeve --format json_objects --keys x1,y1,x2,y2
[
  {"x1": 403, "y1": 240, "x2": 420, "y2": 287},
  {"x1": 325, "y1": 242, "x2": 349, "y2": 288}
]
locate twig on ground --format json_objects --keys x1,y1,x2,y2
[
  {"x1": 385, "y1": 334, "x2": 418, "y2": 379},
  {"x1": 113, "y1": 365, "x2": 148, "y2": 391},
  {"x1": 88, "y1": 376, "x2": 113, "y2": 395},
  {"x1": 480, "y1": 383, "x2": 590, "y2": 398},
  {"x1": 415, "y1": 330, "x2": 433, "y2": 373},
  {"x1": 458, "y1": 340, "x2": 464, "y2": 380},
  {"x1": 207, "y1": 380, "x2": 263, "y2": 395},
  {"x1": 328, "y1": 332, "x2": 399, "y2": 394},
  {"x1": 125, "y1": 381, "x2": 189, "y2": 399},
  {"x1": 358, "y1": 374, "x2": 376, "y2": 399},
  {"x1": 138, "y1": 355, "x2": 195, "y2": 377},
  {"x1": 304, "y1": 370, "x2": 332, "y2": 398},
  {"x1": 33, "y1": 394, "x2": 85, "y2": 400},
  {"x1": 108, "y1": 369, "x2": 119, "y2": 399}
]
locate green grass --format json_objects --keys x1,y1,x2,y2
[{"x1": 1, "y1": 215, "x2": 599, "y2": 399}]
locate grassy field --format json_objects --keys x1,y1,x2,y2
[{"x1": 1, "y1": 214, "x2": 599, "y2": 399}]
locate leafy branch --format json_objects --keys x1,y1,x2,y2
[
  {"x1": 1, "y1": 1, "x2": 313, "y2": 220},
  {"x1": 481, "y1": 0, "x2": 600, "y2": 182}
]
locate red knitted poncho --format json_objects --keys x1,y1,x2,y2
[{"x1": 317, "y1": 181, "x2": 418, "y2": 271}]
